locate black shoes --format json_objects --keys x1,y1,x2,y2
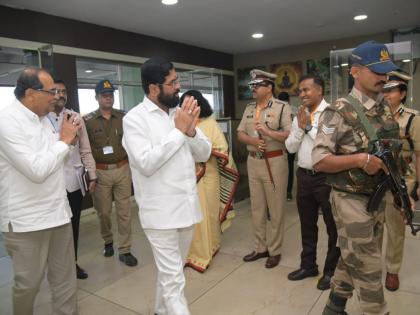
[
  {"x1": 317, "y1": 274, "x2": 332, "y2": 290},
  {"x1": 119, "y1": 253, "x2": 138, "y2": 267},
  {"x1": 243, "y1": 250, "x2": 269, "y2": 262},
  {"x1": 76, "y1": 264, "x2": 88, "y2": 280},
  {"x1": 103, "y1": 243, "x2": 137, "y2": 267},
  {"x1": 265, "y1": 255, "x2": 281, "y2": 268},
  {"x1": 288, "y1": 267, "x2": 319, "y2": 281},
  {"x1": 103, "y1": 243, "x2": 114, "y2": 257},
  {"x1": 287, "y1": 192, "x2": 293, "y2": 201}
]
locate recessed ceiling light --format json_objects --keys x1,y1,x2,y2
[
  {"x1": 162, "y1": 0, "x2": 178, "y2": 5},
  {"x1": 252, "y1": 33, "x2": 264, "y2": 39},
  {"x1": 354, "y1": 14, "x2": 368, "y2": 21},
  {"x1": 341, "y1": 63, "x2": 348, "y2": 67},
  {"x1": 402, "y1": 59, "x2": 411, "y2": 63},
  {"x1": 85, "y1": 69, "x2": 93, "y2": 73}
]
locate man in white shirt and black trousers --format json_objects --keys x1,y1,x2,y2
[
  {"x1": 0, "y1": 67, "x2": 80, "y2": 315},
  {"x1": 122, "y1": 57, "x2": 211, "y2": 315},
  {"x1": 285, "y1": 74, "x2": 340, "y2": 290}
]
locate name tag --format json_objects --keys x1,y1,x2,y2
[{"x1": 103, "y1": 146, "x2": 114, "y2": 155}]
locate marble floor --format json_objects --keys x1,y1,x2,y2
[{"x1": 1, "y1": 197, "x2": 420, "y2": 315}]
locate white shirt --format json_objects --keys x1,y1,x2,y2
[
  {"x1": 43, "y1": 109, "x2": 96, "y2": 192},
  {"x1": 122, "y1": 97, "x2": 211, "y2": 229},
  {"x1": 285, "y1": 99, "x2": 329, "y2": 170},
  {"x1": 0, "y1": 99, "x2": 72, "y2": 232}
]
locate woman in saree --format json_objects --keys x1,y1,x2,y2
[{"x1": 181, "y1": 90, "x2": 239, "y2": 272}]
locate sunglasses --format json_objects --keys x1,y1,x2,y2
[{"x1": 248, "y1": 82, "x2": 270, "y2": 89}]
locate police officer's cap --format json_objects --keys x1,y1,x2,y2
[
  {"x1": 383, "y1": 70, "x2": 411, "y2": 90},
  {"x1": 95, "y1": 80, "x2": 115, "y2": 95},
  {"x1": 350, "y1": 41, "x2": 399, "y2": 74},
  {"x1": 248, "y1": 69, "x2": 277, "y2": 85}
]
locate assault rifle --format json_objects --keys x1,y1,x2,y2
[{"x1": 367, "y1": 141, "x2": 420, "y2": 235}]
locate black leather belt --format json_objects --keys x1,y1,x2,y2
[{"x1": 299, "y1": 167, "x2": 317, "y2": 176}]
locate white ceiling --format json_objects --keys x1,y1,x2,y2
[{"x1": 1, "y1": 0, "x2": 419, "y2": 54}]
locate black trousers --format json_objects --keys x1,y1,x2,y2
[
  {"x1": 287, "y1": 152, "x2": 296, "y2": 194},
  {"x1": 67, "y1": 189, "x2": 83, "y2": 261},
  {"x1": 296, "y1": 168, "x2": 340, "y2": 275}
]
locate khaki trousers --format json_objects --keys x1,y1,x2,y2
[
  {"x1": 3, "y1": 223, "x2": 78, "y2": 315},
  {"x1": 247, "y1": 154, "x2": 288, "y2": 256},
  {"x1": 383, "y1": 192, "x2": 406, "y2": 274},
  {"x1": 93, "y1": 163, "x2": 132, "y2": 254}
]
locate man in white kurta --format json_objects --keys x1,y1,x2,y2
[
  {"x1": 123, "y1": 57, "x2": 211, "y2": 315},
  {"x1": 0, "y1": 67, "x2": 80, "y2": 315}
]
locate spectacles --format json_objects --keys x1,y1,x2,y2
[
  {"x1": 158, "y1": 79, "x2": 181, "y2": 88},
  {"x1": 35, "y1": 88, "x2": 59, "y2": 96}
]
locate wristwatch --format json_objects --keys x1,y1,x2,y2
[{"x1": 304, "y1": 124, "x2": 312, "y2": 134}]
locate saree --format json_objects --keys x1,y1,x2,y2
[{"x1": 185, "y1": 117, "x2": 239, "y2": 272}]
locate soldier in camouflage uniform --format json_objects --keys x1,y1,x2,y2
[
  {"x1": 381, "y1": 71, "x2": 420, "y2": 291},
  {"x1": 312, "y1": 41, "x2": 401, "y2": 315}
]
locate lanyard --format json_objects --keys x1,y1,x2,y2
[{"x1": 47, "y1": 114, "x2": 60, "y2": 133}]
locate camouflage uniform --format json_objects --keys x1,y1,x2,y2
[
  {"x1": 312, "y1": 87, "x2": 400, "y2": 315},
  {"x1": 383, "y1": 105, "x2": 420, "y2": 274}
]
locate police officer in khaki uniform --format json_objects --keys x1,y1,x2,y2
[
  {"x1": 84, "y1": 80, "x2": 137, "y2": 267},
  {"x1": 238, "y1": 69, "x2": 292, "y2": 268},
  {"x1": 382, "y1": 71, "x2": 420, "y2": 291},
  {"x1": 313, "y1": 41, "x2": 401, "y2": 315}
]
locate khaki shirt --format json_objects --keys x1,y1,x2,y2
[
  {"x1": 237, "y1": 97, "x2": 292, "y2": 152},
  {"x1": 394, "y1": 104, "x2": 420, "y2": 190},
  {"x1": 394, "y1": 104, "x2": 420, "y2": 154},
  {"x1": 83, "y1": 109, "x2": 127, "y2": 164}
]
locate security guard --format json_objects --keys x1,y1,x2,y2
[
  {"x1": 237, "y1": 69, "x2": 292, "y2": 269},
  {"x1": 382, "y1": 71, "x2": 420, "y2": 291},
  {"x1": 84, "y1": 80, "x2": 137, "y2": 267},
  {"x1": 313, "y1": 41, "x2": 401, "y2": 315}
]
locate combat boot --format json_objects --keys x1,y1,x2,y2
[{"x1": 322, "y1": 291, "x2": 348, "y2": 315}]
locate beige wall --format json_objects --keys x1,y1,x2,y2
[{"x1": 233, "y1": 32, "x2": 395, "y2": 119}]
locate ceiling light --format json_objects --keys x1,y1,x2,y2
[
  {"x1": 162, "y1": 0, "x2": 178, "y2": 5},
  {"x1": 85, "y1": 69, "x2": 93, "y2": 73},
  {"x1": 252, "y1": 33, "x2": 264, "y2": 39},
  {"x1": 341, "y1": 63, "x2": 348, "y2": 67},
  {"x1": 354, "y1": 14, "x2": 368, "y2": 21},
  {"x1": 402, "y1": 59, "x2": 411, "y2": 63}
]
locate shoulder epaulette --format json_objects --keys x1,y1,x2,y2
[
  {"x1": 404, "y1": 107, "x2": 419, "y2": 116},
  {"x1": 114, "y1": 108, "x2": 127, "y2": 115},
  {"x1": 83, "y1": 111, "x2": 97, "y2": 121}
]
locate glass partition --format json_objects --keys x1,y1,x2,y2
[{"x1": 0, "y1": 46, "x2": 39, "y2": 110}]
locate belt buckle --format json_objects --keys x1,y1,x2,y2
[
  {"x1": 107, "y1": 164, "x2": 118, "y2": 170},
  {"x1": 255, "y1": 151, "x2": 263, "y2": 159}
]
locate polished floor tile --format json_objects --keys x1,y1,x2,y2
[{"x1": 1, "y1": 196, "x2": 420, "y2": 315}]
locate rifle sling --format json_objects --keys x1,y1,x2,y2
[{"x1": 346, "y1": 95, "x2": 378, "y2": 143}]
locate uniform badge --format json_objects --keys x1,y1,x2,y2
[{"x1": 322, "y1": 125, "x2": 335, "y2": 135}]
